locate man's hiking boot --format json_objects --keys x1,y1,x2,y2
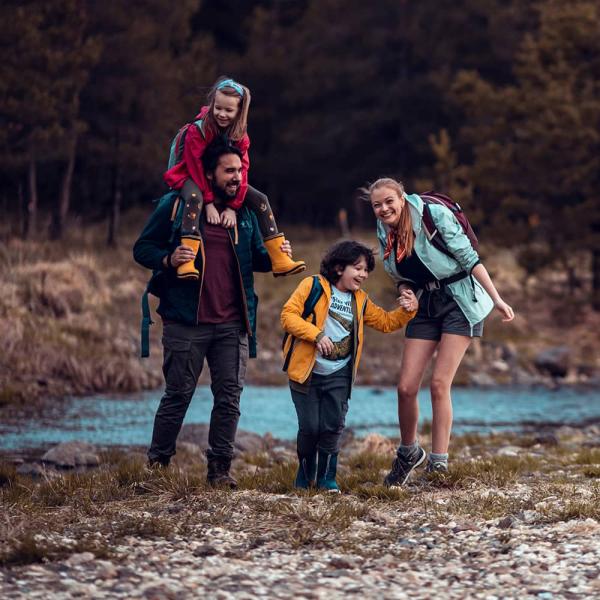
[
  {"x1": 316, "y1": 450, "x2": 340, "y2": 493},
  {"x1": 145, "y1": 457, "x2": 170, "y2": 472},
  {"x1": 383, "y1": 446, "x2": 427, "y2": 487},
  {"x1": 294, "y1": 452, "x2": 317, "y2": 489},
  {"x1": 207, "y1": 457, "x2": 238, "y2": 489}
]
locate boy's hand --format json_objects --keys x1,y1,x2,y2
[
  {"x1": 397, "y1": 289, "x2": 418, "y2": 312},
  {"x1": 221, "y1": 207, "x2": 237, "y2": 228},
  {"x1": 205, "y1": 203, "x2": 220, "y2": 225},
  {"x1": 316, "y1": 335, "x2": 334, "y2": 356}
]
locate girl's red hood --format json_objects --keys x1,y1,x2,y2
[{"x1": 195, "y1": 106, "x2": 210, "y2": 120}]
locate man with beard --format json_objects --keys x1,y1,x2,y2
[{"x1": 133, "y1": 140, "x2": 293, "y2": 487}]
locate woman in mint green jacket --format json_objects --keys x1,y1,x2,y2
[{"x1": 367, "y1": 178, "x2": 514, "y2": 486}]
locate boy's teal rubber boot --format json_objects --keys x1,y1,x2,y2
[
  {"x1": 294, "y1": 453, "x2": 317, "y2": 489},
  {"x1": 316, "y1": 450, "x2": 340, "y2": 493}
]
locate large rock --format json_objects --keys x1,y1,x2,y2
[
  {"x1": 179, "y1": 424, "x2": 267, "y2": 456},
  {"x1": 358, "y1": 433, "x2": 395, "y2": 457},
  {"x1": 468, "y1": 371, "x2": 497, "y2": 387},
  {"x1": 534, "y1": 346, "x2": 571, "y2": 378},
  {"x1": 41, "y1": 441, "x2": 100, "y2": 468}
]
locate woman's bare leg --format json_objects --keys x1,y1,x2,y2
[
  {"x1": 397, "y1": 339, "x2": 438, "y2": 444},
  {"x1": 429, "y1": 333, "x2": 472, "y2": 454}
]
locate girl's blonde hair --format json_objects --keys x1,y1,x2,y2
[
  {"x1": 365, "y1": 177, "x2": 414, "y2": 257},
  {"x1": 205, "y1": 76, "x2": 251, "y2": 141}
]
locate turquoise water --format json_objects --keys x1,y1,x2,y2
[{"x1": 1, "y1": 386, "x2": 599, "y2": 450}]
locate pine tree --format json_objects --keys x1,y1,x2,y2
[
  {"x1": 80, "y1": 0, "x2": 212, "y2": 246},
  {"x1": 453, "y1": 0, "x2": 600, "y2": 306}
]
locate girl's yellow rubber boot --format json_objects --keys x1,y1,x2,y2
[
  {"x1": 264, "y1": 233, "x2": 306, "y2": 277},
  {"x1": 177, "y1": 236, "x2": 202, "y2": 280}
]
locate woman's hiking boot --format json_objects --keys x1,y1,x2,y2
[
  {"x1": 383, "y1": 446, "x2": 427, "y2": 487},
  {"x1": 294, "y1": 452, "x2": 317, "y2": 489},
  {"x1": 426, "y1": 459, "x2": 449, "y2": 475},
  {"x1": 264, "y1": 233, "x2": 306, "y2": 277},
  {"x1": 207, "y1": 457, "x2": 238, "y2": 489},
  {"x1": 316, "y1": 450, "x2": 340, "y2": 493}
]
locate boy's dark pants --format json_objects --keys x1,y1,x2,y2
[
  {"x1": 147, "y1": 321, "x2": 248, "y2": 466},
  {"x1": 290, "y1": 364, "x2": 351, "y2": 456}
]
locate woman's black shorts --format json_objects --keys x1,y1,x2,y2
[{"x1": 405, "y1": 288, "x2": 483, "y2": 341}]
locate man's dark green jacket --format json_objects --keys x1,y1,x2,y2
[{"x1": 133, "y1": 192, "x2": 272, "y2": 358}]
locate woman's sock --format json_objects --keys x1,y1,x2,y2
[
  {"x1": 398, "y1": 440, "x2": 420, "y2": 459},
  {"x1": 428, "y1": 452, "x2": 448, "y2": 467}
]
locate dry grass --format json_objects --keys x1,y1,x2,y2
[
  {"x1": 2, "y1": 429, "x2": 599, "y2": 567},
  {"x1": 0, "y1": 230, "x2": 162, "y2": 409}
]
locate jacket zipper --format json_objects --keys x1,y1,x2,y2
[
  {"x1": 350, "y1": 295, "x2": 360, "y2": 388},
  {"x1": 195, "y1": 239, "x2": 207, "y2": 325},
  {"x1": 299, "y1": 312, "x2": 319, "y2": 382},
  {"x1": 228, "y1": 225, "x2": 252, "y2": 336}
]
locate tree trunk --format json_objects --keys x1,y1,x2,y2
[
  {"x1": 107, "y1": 163, "x2": 121, "y2": 247},
  {"x1": 51, "y1": 131, "x2": 78, "y2": 240},
  {"x1": 18, "y1": 182, "x2": 24, "y2": 238},
  {"x1": 23, "y1": 151, "x2": 38, "y2": 240},
  {"x1": 593, "y1": 247, "x2": 600, "y2": 311}
]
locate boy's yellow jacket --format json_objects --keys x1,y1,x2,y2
[{"x1": 281, "y1": 275, "x2": 416, "y2": 385}]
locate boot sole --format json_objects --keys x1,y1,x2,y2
[{"x1": 273, "y1": 263, "x2": 307, "y2": 277}]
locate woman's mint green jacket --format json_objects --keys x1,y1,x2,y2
[{"x1": 376, "y1": 193, "x2": 494, "y2": 331}]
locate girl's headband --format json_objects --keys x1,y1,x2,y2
[{"x1": 216, "y1": 79, "x2": 244, "y2": 97}]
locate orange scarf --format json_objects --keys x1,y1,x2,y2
[{"x1": 383, "y1": 228, "x2": 408, "y2": 263}]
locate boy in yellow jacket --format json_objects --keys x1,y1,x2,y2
[{"x1": 281, "y1": 241, "x2": 417, "y2": 492}]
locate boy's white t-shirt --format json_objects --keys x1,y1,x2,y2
[{"x1": 313, "y1": 285, "x2": 354, "y2": 376}]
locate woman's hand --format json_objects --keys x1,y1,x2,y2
[
  {"x1": 220, "y1": 207, "x2": 237, "y2": 228},
  {"x1": 397, "y1": 289, "x2": 418, "y2": 312},
  {"x1": 205, "y1": 203, "x2": 220, "y2": 225},
  {"x1": 167, "y1": 245, "x2": 196, "y2": 268},
  {"x1": 316, "y1": 335, "x2": 334, "y2": 356},
  {"x1": 495, "y1": 299, "x2": 515, "y2": 322},
  {"x1": 280, "y1": 239, "x2": 293, "y2": 258}
]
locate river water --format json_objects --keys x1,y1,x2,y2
[{"x1": 1, "y1": 386, "x2": 599, "y2": 450}]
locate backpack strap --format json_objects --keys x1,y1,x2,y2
[
  {"x1": 140, "y1": 193, "x2": 182, "y2": 358},
  {"x1": 421, "y1": 201, "x2": 455, "y2": 260},
  {"x1": 140, "y1": 285, "x2": 154, "y2": 358},
  {"x1": 193, "y1": 117, "x2": 206, "y2": 138},
  {"x1": 282, "y1": 275, "x2": 324, "y2": 372},
  {"x1": 169, "y1": 196, "x2": 185, "y2": 244}
]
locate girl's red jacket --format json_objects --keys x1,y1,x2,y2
[{"x1": 163, "y1": 106, "x2": 250, "y2": 210}]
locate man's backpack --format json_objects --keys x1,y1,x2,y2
[
  {"x1": 420, "y1": 191, "x2": 479, "y2": 259},
  {"x1": 282, "y1": 276, "x2": 324, "y2": 372},
  {"x1": 140, "y1": 192, "x2": 185, "y2": 358},
  {"x1": 167, "y1": 118, "x2": 206, "y2": 169}
]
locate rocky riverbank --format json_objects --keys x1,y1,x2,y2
[{"x1": 2, "y1": 425, "x2": 599, "y2": 598}]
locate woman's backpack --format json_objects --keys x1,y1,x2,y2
[{"x1": 420, "y1": 191, "x2": 479, "y2": 258}]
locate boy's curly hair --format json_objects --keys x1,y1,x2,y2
[{"x1": 320, "y1": 240, "x2": 376, "y2": 284}]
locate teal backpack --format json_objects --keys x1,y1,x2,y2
[
  {"x1": 140, "y1": 192, "x2": 185, "y2": 358},
  {"x1": 167, "y1": 118, "x2": 206, "y2": 169}
]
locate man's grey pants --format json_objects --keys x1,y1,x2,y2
[{"x1": 147, "y1": 321, "x2": 248, "y2": 466}]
